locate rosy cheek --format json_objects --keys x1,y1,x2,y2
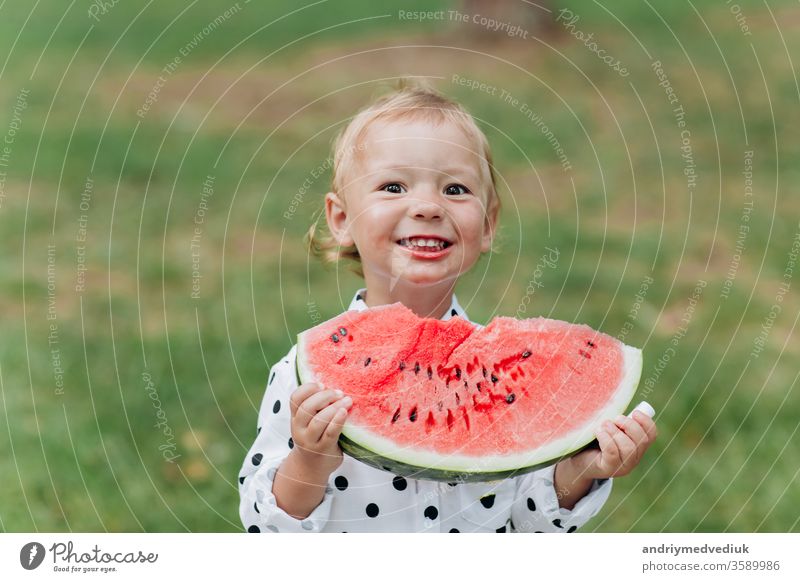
[{"x1": 360, "y1": 221, "x2": 389, "y2": 243}]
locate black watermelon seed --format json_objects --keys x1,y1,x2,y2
[
  {"x1": 392, "y1": 475, "x2": 407, "y2": 491},
  {"x1": 522, "y1": 350, "x2": 531, "y2": 358},
  {"x1": 272, "y1": 400, "x2": 281, "y2": 414},
  {"x1": 287, "y1": 437, "x2": 294, "y2": 449},
  {"x1": 449, "y1": 528, "x2": 460, "y2": 533},
  {"x1": 568, "y1": 525, "x2": 577, "y2": 532},
  {"x1": 409, "y1": 407, "x2": 418, "y2": 422},
  {"x1": 496, "y1": 525, "x2": 507, "y2": 533},
  {"x1": 331, "y1": 333, "x2": 339, "y2": 343},
  {"x1": 356, "y1": 293, "x2": 363, "y2": 301},
  {"x1": 480, "y1": 494, "x2": 496, "y2": 509},
  {"x1": 414, "y1": 362, "x2": 420, "y2": 374},
  {"x1": 451, "y1": 309, "x2": 458, "y2": 316},
  {"x1": 506, "y1": 393, "x2": 516, "y2": 404},
  {"x1": 448, "y1": 482, "x2": 458, "y2": 487},
  {"x1": 334, "y1": 475, "x2": 349, "y2": 491},
  {"x1": 338, "y1": 327, "x2": 347, "y2": 336},
  {"x1": 391, "y1": 406, "x2": 401, "y2": 423},
  {"x1": 247, "y1": 525, "x2": 260, "y2": 533},
  {"x1": 366, "y1": 503, "x2": 379, "y2": 518},
  {"x1": 491, "y1": 374, "x2": 499, "y2": 384},
  {"x1": 364, "y1": 357, "x2": 371, "y2": 366},
  {"x1": 238, "y1": 476, "x2": 245, "y2": 485},
  {"x1": 482, "y1": 366, "x2": 487, "y2": 378},
  {"x1": 424, "y1": 506, "x2": 438, "y2": 520},
  {"x1": 399, "y1": 361, "x2": 406, "y2": 370},
  {"x1": 251, "y1": 453, "x2": 263, "y2": 466},
  {"x1": 455, "y1": 367, "x2": 461, "y2": 379},
  {"x1": 427, "y1": 366, "x2": 432, "y2": 379},
  {"x1": 552, "y1": 518, "x2": 563, "y2": 528},
  {"x1": 527, "y1": 497, "x2": 536, "y2": 512},
  {"x1": 476, "y1": 382, "x2": 482, "y2": 392},
  {"x1": 587, "y1": 340, "x2": 596, "y2": 348},
  {"x1": 269, "y1": 371, "x2": 276, "y2": 385},
  {"x1": 455, "y1": 393, "x2": 461, "y2": 405},
  {"x1": 254, "y1": 502, "x2": 260, "y2": 514}
]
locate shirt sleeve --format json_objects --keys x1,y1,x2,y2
[
  {"x1": 238, "y1": 344, "x2": 337, "y2": 533},
  {"x1": 509, "y1": 463, "x2": 612, "y2": 533}
]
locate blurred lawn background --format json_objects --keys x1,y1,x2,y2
[{"x1": 1, "y1": 0, "x2": 798, "y2": 532}]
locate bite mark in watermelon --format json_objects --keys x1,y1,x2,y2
[{"x1": 296, "y1": 303, "x2": 642, "y2": 482}]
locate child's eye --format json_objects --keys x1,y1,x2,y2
[
  {"x1": 380, "y1": 183, "x2": 405, "y2": 194},
  {"x1": 445, "y1": 184, "x2": 470, "y2": 196}
]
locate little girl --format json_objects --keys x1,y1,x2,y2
[{"x1": 238, "y1": 80, "x2": 657, "y2": 533}]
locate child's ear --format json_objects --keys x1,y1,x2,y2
[
  {"x1": 325, "y1": 191, "x2": 355, "y2": 247},
  {"x1": 480, "y1": 198, "x2": 499, "y2": 253}
]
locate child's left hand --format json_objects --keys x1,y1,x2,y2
[{"x1": 576, "y1": 410, "x2": 658, "y2": 479}]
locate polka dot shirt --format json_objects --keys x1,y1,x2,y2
[{"x1": 238, "y1": 289, "x2": 612, "y2": 533}]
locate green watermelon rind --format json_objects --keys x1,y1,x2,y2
[
  {"x1": 296, "y1": 324, "x2": 642, "y2": 482},
  {"x1": 338, "y1": 433, "x2": 588, "y2": 483}
]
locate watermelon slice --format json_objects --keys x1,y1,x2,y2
[{"x1": 296, "y1": 303, "x2": 642, "y2": 482}]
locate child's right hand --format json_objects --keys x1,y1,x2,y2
[{"x1": 289, "y1": 382, "x2": 352, "y2": 475}]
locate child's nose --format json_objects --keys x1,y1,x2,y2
[{"x1": 408, "y1": 193, "x2": 443, "y2": 220}]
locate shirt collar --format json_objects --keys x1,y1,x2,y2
[{"x1": 348, "y1": 288, "x2": 471, "y2": 322}]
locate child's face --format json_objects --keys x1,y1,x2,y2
[{"x1": 326, "y1": 119, "x2": 496, "y2": 289}]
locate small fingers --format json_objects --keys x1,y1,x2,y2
[
  {"x1": 613, "y1": 414, "x2": 648, "y2": 447},
  {"x1": 307, "y1": 398, "x2": 352, "y2": 442},
  {"x1": 290, "y1": 382, "x2": 323, "y2": 418},
  {"x1": 632, "y1": 410, "x2": 658, "y2": 442},
  {"x1": 321, "y1": 406, "x2": 349, "y2": 443},
  {"x1": 608, "y1": 423, "x2": 638, "y2": 469},
  {"x1": 296, "y1": 389, "x2": 346, "y2": 428}
]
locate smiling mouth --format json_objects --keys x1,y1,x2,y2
[{"x1": 396, "y1": 237, "x2": 452, "y2": 251}]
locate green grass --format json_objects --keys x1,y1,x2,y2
[{"x1": 1, "y1": 0, "x2": 799, "y2": 532}]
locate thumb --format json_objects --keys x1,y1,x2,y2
[{"x1": 594, "y1": 427, "x2": 617, "y2": 475}]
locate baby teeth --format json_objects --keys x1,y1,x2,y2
[{"x1": 400, "y1": 237, "x2": 447, "y2": 249}]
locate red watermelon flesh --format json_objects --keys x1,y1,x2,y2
[{"x1": 296, "y1": 302, "x2": 641, "y2": 482}]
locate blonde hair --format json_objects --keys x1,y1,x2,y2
[{"x1": 306, "y1": 78, "x2": 501, "y2": 277}]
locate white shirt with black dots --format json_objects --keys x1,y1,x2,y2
[{"x1": 238, "y1": 288, "x2": 613, "y2": 533}]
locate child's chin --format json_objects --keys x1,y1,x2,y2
[{"x1": 394, "y1": 270, "x2": 457, "y2": 288}]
